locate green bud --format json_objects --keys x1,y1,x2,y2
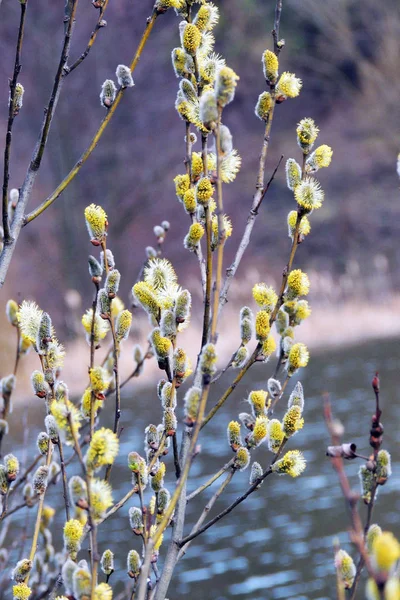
[
  {"x1": 100, "y1": 549, "x2": 114, "y2": 576},
  {"x1": 127, "y1": 549, "x2": 141, "y2": 579},
  {"x1": 129, "y1": 507, "x2": 143, "y2": 533},
  {"x1": 184, "y1": 386, "x2": 201, "y2": 426},
  {"x1": 6, "y1": 300, "x2": 19, "y2": 326},
  {"x1": 105, "y1": 269, "x2": 120, "y2": 299}
]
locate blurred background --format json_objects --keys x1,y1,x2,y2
[{"x1": 1, "y1": 0, "x2": 400, "y2": 597}]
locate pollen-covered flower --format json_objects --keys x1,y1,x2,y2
[
  {"x1": 261, "y1": 335, "x2": 277, "y2": 359},
  {"x1": 359, "y1": 465, "x2": 375, "y2": 505},
  {"x1": 255, "y1": 310, "x2": 270, "y2": 342},
  {"x1": 215, "y1": 66, "x2": 239, "y2": 107},
  {"x1": 296, "y1": 118, "x2": 319, "y2": 153},
  {"x1": 367, "y1": 524, "x2": 382, "y2": 554},
  {"x1": 183, "y1": 189, "x2": 197, "y2": 214},
  {"x1": 287, "y1": 211, "x2": 311, "y2": 240},
  {"x1": 287, "y1": 342, "x2": 309, "y2": 374},
  {"x1": 227, "y1": 420, "x2": 242, "y2": 451},
  {"x1": 306, "y1": 144, "x2": 333, "y2": 172},
  {"x1": 144, "y1": 258, "x2": 177, "y2": 292},
  {"x1": 262, "y1": 49, "x2": 279, "y2": 83},
  {"x1": 151, "y1": 462, "x2": 166, "y2": 492},
  {"x1": 94, "y1": 582, "x2": 113, "y2": 600},
  {"x1": 286, "y1": 269, "x2": 310, "y2": 298},
  {"x1": 252, "y1": 284, "x2": 278, "y2": 312},
  {"x1": 283, "y1": 405, "x2": 304, "y2": 437},
  {"x1": 184, "y1": 386, "x2": 201, "y2": 426},
  {"x1": 267, "y1": 419, "x2": 284, "y2": 453},
  {"x1": 17, "y1": 300, "x2": 43, "y2": 345},
  {"x1": 84, "y1": 204, "x2": 107, "y2": 243},
  {"x1": 184, "y1": 222, "x2": 204, "y2": 251},
  {"x1": 294, "y1": 177, "x2": 324, "y2": 211},
  {"x1": 85, "y1": 428, "x2": 119, "y2": 472},
  {"x1": 149, "y1": 328, "x2": 172, "y2": 361},
  {"x1": 116, "y1": 309, "x2": 132, "y2": 342},
  {"x1": 272, "y1": 450, "x2": 306, "y2": 477},
  {"x1": 247, "y1": 415, "x2": 269, "y2": 448},
  {"x1": 193, "y1": 3, "x2": 219, "y2": 32},
  {"x1": 132, "y1": 281, "x2": 160, "y2": 322},
  {"x1": 285, "y1": 158, "x2": 302, "y2": 191},
  {"x1": 181, "y1": 22, "x2": 202, "y2": 56},
  {"x1": 255, "y1": 91, "x2": 273, "y2": 121},
  {"x1": 100, "y1": 80, "x2": 117, "y2": 108},
  {"x1": 196, "y1": 177, "x2": 214, "y2": 205},
  {"x1": 200, "y1": 343, "x2": 217, "y2": 379},
  {"x1": 91, "y1": 479, "x2": 113, "y2": 522},
  {"x1": 50, "y1": 399, "x2": 82, "y2": 445},
  {"x1": 248, "y1": 390, "x2": 268, "y2": 418},
  {"x1": 171, "y1": 47, "x2": 194, "y2": 78},
  {"x1": 63, "y1": 519, "x2": 84, "y2": 558},
  {"x1": 371, "y1": 532, "x2": 400, "y2": 572},
  {"x1": 334, "y1": 549, "x2": 356, "y2": 589},
  {"x1": 234, "y1": 446, "x2": 250, "y2": 471},
  {"x1": 116, "y1": 64, "x2": 134, "y2": 88},
  {"x1": 376, "y1": 450, "x2": 392, "y2": 485},
  {"x1": 276, "y1": 72, "x2": 302, "y2": 99},
  {"x1": 81, "y1": 309, "x2": 110, "y2": 344},
  {"x1": 211, "y1": 214, "x2": 232, "y2": 249},
  {"x1": 12, "y1": 584, "x2": 31, "y2": 600},
  {"x1": 89, "y1": 366, "x2": 110, "y2": 398}
]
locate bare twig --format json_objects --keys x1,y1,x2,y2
[{"x1": 2, "y1": 0, "x2": 28, "y2": 243}]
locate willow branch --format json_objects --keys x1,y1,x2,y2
[
  {"x1": 2, "y1": 0, "x2": 28, "y2": 243},
  {"x1": 66, "y1": 0, "x2": 110, "y2": 74},
  {"x1": 24, "y1": 10, "x2": 158, "y2": 227},
  {"x1": 0, "y1": 0, "x2": 79, "y2": 287}
]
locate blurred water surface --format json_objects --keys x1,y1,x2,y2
[{"x1": 3, "y1": 338, "x2": 400, "y2": 599}]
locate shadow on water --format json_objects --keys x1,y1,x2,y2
[{"x1": 3, "y1": 337, "x2": 400, "y2": 599}]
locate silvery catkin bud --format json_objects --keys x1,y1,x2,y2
[
  {"x1": 97, "y1": 288, "x2": 111, "y2": 317},
  {"x1": 88, "y1": 255, "x2": 103, "y2": 280},
  {"x1": 12, "y1": 559, "x2": 32, "y2": 583},
  {"x1": 100, "y1": 79, "x2": 117, "y2": 108},
  {"x1": 116, "y1": 64, "x2": 134, "y2": 88},
  {"x1": 4, "y1": 453, "x2": 19, "y2": 481},
  {"x1": 33, "y1": 466, "x2": 49, "y2": 495},
  {"x1": 10, "y1": 83, "x2": 24, "y2": 115},
  {"x1": 184, "y1": 386, "x2": 201, "y2": 426},
  {"x1": 105, "y1": 269, "x2": 120, "y2": 299},
  {"x1": 6, "y1": 299, "x2": 19, "y2": 326},
  {"x1": 127, "y1": 549, "x2": 141, "y2": 579},
  {"x1": 200, "y1": 343, "x2": 217, "y2": 382},
  {"x1": 129, "y1": 507, "x2": 143, "y2": 534},
  {"x1": 100, "y1": 249, "x2": 115, "y2": 270},
  {"x1": 199, "y1": 90, "x2": 218, "y2": 129},
  {"x1": 175, "y1": 289, "x2": 191, "y2": 323},
  {"x1": 37, "y1": 433, "x2": 49, "y2": 455},
  {"x1": 219, "y1": 124, "x2": 233, "y2": 155},
  {"x1": 45, "y1": 415, "x2": 59, "y2": 443},
  {"x1": 30, "y1": 370, "x2": 48, "y2": 399},
  {"x1": 100, "y1": 549, "x2": 114, "y2": 576}
]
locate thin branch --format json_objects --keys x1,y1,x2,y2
[
  {"x1": 23, "y1": 11, "x2": 158, "y2": 227},
  {"x1": 177, "y1": 469, "x2": 235, "y2": 561},
  {"x1": 2, "y1": 0, "x2": 28, "y2": 243},
  {"x1": 66, "y1": 0, "x2": 110, "y2": 74},
  {"x1": 0, "y1": 0, "x2": 80, "y2": 287},
  {"x1": 186, "y1": 458, "x2": 234, "y2": 503}
]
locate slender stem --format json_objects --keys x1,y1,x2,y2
[
  {"x1": 57, "y1": 440, "x2": 70, "y2": 521},
  {"x1": 201, "y1": 206, "x2": 213, "y2": 348},
  {"x1": 25, "y1": 443, "x2": 53, "y2": 585},
  {"x1": 2, "y1": 0, "x2": 28, "y2": 243},
  {"x1": 172, "y1": 433, "x2": 181, "y2": 479},
  {"x1": 178, "y1": 469, "x2": 235, "y2": 560},
  {"x1": 186, "y1": 458, "x2": 235, "y2": 502},
  {"x1": 209, "y1": 107, "x2": 224, "y2": 344},
  {"x1": 24, "y1": 11, "x2": 158, "y2": 226},
  {"x1": 179, "y1": 467, "x2": 274, "y2": 548},
  {"x1": 0, "y1": 0, "x2": 80, "y2": 288},
  {"x1": 201, "y1": 344, "x2": 260, "y2": 429},
  {"x1": 66, "y1": 0, "x2": 110, "y2": 74}
]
